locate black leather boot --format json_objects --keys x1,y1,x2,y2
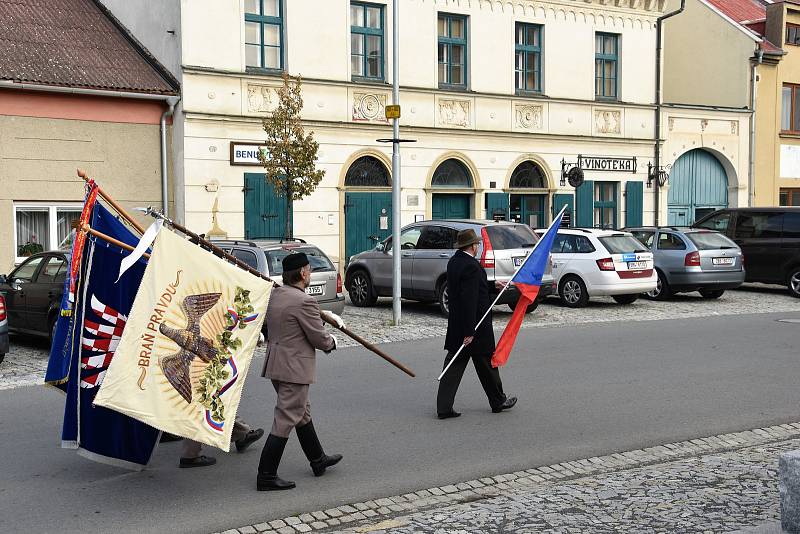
[
  {"x1": 256, "y1": 434, "x2": 295, "y2": 491},
  {"x1": 296, "y1": 420, "x2": 342, "y2": 477}
]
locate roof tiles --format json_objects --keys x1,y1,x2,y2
[
  {"x1": 705, "y1": 0, "x2": 766, "y2": 23},
  {"x1": 0, "y1": 0, "x2": 178, "y2": 95}
]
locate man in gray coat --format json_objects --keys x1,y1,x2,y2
[{"x1": 257, "y1": 252, "x2": 343, "y2": 491}]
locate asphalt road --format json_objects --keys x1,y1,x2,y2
[{"x1": 1, "y1": 311, "x2": 799, "y2": 534}]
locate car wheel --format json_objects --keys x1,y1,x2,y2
[
  {"x1": 559, "y1": 276, "x2": 589, "y2": 308},
  {"x1": 347, "y1": 270, "x2": 377, "y2": 307},
  {"x1": 612, "y1": 294, "x2": 638, "y2": 305},
  {"x1": 699, "y1": 289, "x2": 725, "y2": 299},
  {"x1": 507, "y1": 301, "x2": 539, "y2": 314},
  {"x1": 437, "y1": 280, "x2": 449, "y2": 316},
  {"x1": 789, "y1": 268, "x2": 800, "y2": 299},
  {"x1": 645, "y1": 270, "x2": 672, "y2": 301}
]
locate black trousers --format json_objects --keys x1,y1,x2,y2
[{"x1": 436, "y1": 349, "x2": 505, "y2": 414}]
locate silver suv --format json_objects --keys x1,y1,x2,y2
[
  {"x1": 212, "y1": 239, "x2": 345, "y2": 315},
  {"x1": 625, "y1": 227, "x2": 745, "y2": 300},
  {"x1": 345, "y1": 220, "x2": 555, "y2": 315}
]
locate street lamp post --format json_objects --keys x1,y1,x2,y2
[
  {"x1": 391, "y1": 0, "x2": 401, "y2": 326},
  {"x1": 378, "y1": 1, "x2": 414, "y2": 325}
]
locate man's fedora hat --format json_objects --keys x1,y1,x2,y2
[{"x1": 455, "y1": 229, "x2": 482, "y2": 249}]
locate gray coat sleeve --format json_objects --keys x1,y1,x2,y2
[{"x1": 296, "y1": 297, "x2": 335, "y2": 352}]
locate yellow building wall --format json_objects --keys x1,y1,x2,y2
[
  {"x1": 0, "y1": 116, "x2": 167, "y2": 273},
  {"x1": 662, "y1": 0, "x2": 754, "y2": 109},
  {"x1": 754, "y1": 5, "x2": 800, "y2": 206}
]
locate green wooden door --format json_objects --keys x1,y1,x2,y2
[
  {"x1": 244, "y1": 173, "x2": 289, "y2": 239},
  {"x1": 485, "y1": 192, "x2": 509, "y2": 220},
  {"x1": 625, "y1": 181, "x2": 644, "y2": 227},
  {"x1": 432, "y1": 194, "x2": 471, "y2": 219},
  {"x1": 345, "y1": 192, "x2": 392, "y2": 262},
  {"x1": 553, "y1": 193, "x2": 574, "y2": 227},
  {"x1": 575, "y1": 180, "x2": 594, "y2": 228}
]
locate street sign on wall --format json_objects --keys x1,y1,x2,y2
[
  {"x1": 578, "y1": 155, "x2": 637, "y2": 173},
  {"x1": 230, "y1": 142, "x2": 269, "y2": 166}
]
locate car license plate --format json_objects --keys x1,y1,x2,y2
[
  {"x1": 306, "y1": 285, "x2": 324, "y2": 296},
  {"x1": 712, "y1": 257, "x2": 734, "y2": 266},
  {"x1": 627, "y1": 261, "x2": 648, "y2": 269},
  {"x1": 513, "y1": 256, "x2": 525, "y2": 267}
]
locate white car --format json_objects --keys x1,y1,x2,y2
[{"x1": 535, "y1": 228, "x2": 657, "y2": 308}]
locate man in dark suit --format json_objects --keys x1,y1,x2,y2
[{"x1": 436, "y1": 228, "x2": 517, "y2": 419}]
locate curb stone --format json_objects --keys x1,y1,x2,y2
[{"x1": 215, "y1": 422, "x2": 800, "y2": 534}]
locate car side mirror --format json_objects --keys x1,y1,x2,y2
[
  {"x1": 0, "y1": 274, "x2": 6, "y2": 284},
  {"x1": 376, "y1": 243, "x2": 385, "y2": 252}
]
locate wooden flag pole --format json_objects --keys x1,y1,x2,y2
[
  {"x1": 77, "y1": 169, "x2": 145, "y2": 235},
  {"x1": 81, "y1": 223, "x2": 151, "y2": 260}
]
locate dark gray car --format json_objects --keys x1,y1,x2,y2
[
  {"x1": 626, "y1": 227, "x2": 745, "y2": 300},
  {"x1": 345, "y1": 219, "x2": 555, "y2": 315},
  {"x1": 212, "y1": 240, "x2": 345, "y2": 315}
]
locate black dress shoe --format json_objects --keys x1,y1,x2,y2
[
  {"x1": 310, "y1": 454, "x2": 343, "y2": 477},
  {"x1": 437, "y1": 410, "x2": 462, "y2": 420},
  {"x1": 179, "y1": 455, "x2": 216, "y2": 468},
  {"x1": 257, "y1": 474, "x2": 296, "y2": 491},
  {"x1": 235, "y1": 428, "x2": 265, "y2": 452},
  {"x1": 492, "y1": 396, "x2": 518, "y2": 413}
]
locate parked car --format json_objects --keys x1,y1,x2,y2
[
  {"x1": 693, "y1": 208, "x2": 800, "y2": 298},
  {"x1": 345, "y1": 220, "x2": 555, "y2": 315},
  {"x1": 0, "y1": 292, "x2": 8, "y2": 364},
  {"x1": 626, "y1": 227, "x2": 745, "y2": 300},
  {"x1": 535, "y1": 228, "x2": 656, "y2": 308},
  {"x1": 211, "y1": 239, "x2": 345, "y2": 315},
  {"x1": 0, "y1": 251, "x2": 69, "y2": 340}
]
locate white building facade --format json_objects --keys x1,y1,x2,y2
[{"x1": 106, "y1": 0, "x2": 676, "y2": 267}]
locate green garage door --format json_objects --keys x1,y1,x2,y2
[{"x1": 668, "y1": 149, "x2": 728, "y2": 226}]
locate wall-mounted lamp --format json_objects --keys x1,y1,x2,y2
[{"x1": 647, "y1": 163, "x2": 671, "y2": 188}]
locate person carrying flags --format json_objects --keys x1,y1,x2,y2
[
  {"x1": 257, "y1": 252, "x2": 344, "y2": 491},
  {"x1": 436, "y1": 229, "x2": 517, "y2": 420}
]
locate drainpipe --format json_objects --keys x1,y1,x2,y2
[
  {"x1": 749, "y1": 48, "x2": 763, "y2": 207},
  {"x1": 160, "y1": 97, "x2": 180, "y2": 218},
  {"x1": 654, "y1": 0, "x2": 685, "y2": 226}
]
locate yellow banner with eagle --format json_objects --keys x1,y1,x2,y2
[{"x1": 94, "y1": 228, "x2": 272, "y2": 451}]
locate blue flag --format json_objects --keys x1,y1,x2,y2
[{"x1": 51, "y1": 203, "x2": 160, "y2": 469}]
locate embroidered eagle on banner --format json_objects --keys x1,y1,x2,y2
[{"x1": 158, "y1": 293, "x2": 221, "y2": 403}]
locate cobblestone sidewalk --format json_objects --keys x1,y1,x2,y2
[
  {"x1": 2, "y1": 284, "x2": 799, "y2": 390},
  {"x1": 221, "y1": 423, "x2": 800, "y2": 534}
]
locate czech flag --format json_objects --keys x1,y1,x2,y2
[{"x1": 491, "y1": 208, "x2": 565, "y2": 368}]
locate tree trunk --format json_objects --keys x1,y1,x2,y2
[{"x1": 285, "y1": 178, "x2": 292, "y2": 240}]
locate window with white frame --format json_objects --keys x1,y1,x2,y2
[{"x1": 14, "y1": 204, "x2": 81, "y2": 261}]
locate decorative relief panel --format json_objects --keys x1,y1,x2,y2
[
  {"x1": 352, "y1": 93, "x2": 388, "y2": 123},
  {"x1": 594, "y1": 109, "x2": 621, "y2": 135},
  {"x1": 515, "y1": 104, "x2": 543, "y2": 130},
  {"x1": 246, "y1": 84, "x2": 274, "y2": 113},
  {"x1": 437, "y1": 99, "x2": 471, "y2": 128}
]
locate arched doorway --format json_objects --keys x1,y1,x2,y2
[
  {"x1": 667, "y1": 149, "x2": 728, "y2": 225},
  {"x1": 431, "y1": 159, "x2": 474, "y2": 219},
  {"x1": 344, "y1": 155, "x2": 392, "y2": 262},
  {"x1": 509, "y1": 161, "x2": 548, "y2": 227}
]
